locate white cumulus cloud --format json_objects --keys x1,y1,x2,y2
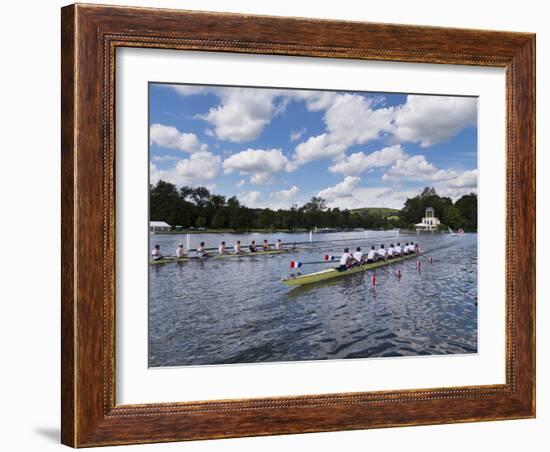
[
  {"x1": 223, "y1": 148, "x2": 293, "y2": 185},
  {"x1": 198, "y1": 88, "x2": 287, "y2": 143},
  {"x1": 150, "y1": 152, "x2": 221, "y2": 187},
  {"x1": 382, "y1": 154, "x2": 438, "y2": 181},
  {"x1": 151, "y1": 155, "x2": 180, "y2": 163},
  {"x1": 317, "y1": 176, "x2": 361, "y2": 202},
  {"x1": 293, "y1": 133, "x2": 346, "y2": 165},
  {"x1": 382, "y1": 153, "x2": 478, "y2": 200},
  {"x1": 150, "y1": 123, "x2": 209, "y2": 153},
  {"x1": 271, "y1": 185, "x2": 300, "y2": 200},
  {"x1": 291, "y1": 93, "x2": 476, "y2": 167},
  {"x1": 292, "y1": 90, "x2": 339, "y2": 112},
  {"x1": 289, "y1": 127, "x2": 307, "y2": 142},
  {"x1": 392, "y1": 95, "x2": 477, "y2": 147},
  {"x1": 331, "y1": 187, "x2": 419, "y2": 210},
  {"x1": 329, "y1": 145, "x2": 406, "y2": 176},
  {"x1": 292, "y1": 93, "x2": 394, "y2": 165},
  {"x1": 238, "y1": 190, "x2": 263, "y2": 208}
]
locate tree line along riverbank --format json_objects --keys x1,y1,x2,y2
[{"x1": 150, "y1": 182, "x2": 477, "y2": 233}]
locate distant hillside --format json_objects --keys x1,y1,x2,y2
[{"x1": 351, "y1": 207, "x2": 400, "y2": 218}]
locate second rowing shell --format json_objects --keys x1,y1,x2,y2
[
  {"x1": 150, "y1": 248, "x2": 297, "y2": 265},
  {"x1": 283, "y1": 252, "x2": 421, "y2": 286}
]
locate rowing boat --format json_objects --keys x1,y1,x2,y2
[
  {"x1": 214, "y1": 249, "x2": 293, "y2": 259},
  {"x1": 149, "y1": 248, "x2": 297, "y2": 265},
  {"x1": 149, "y1": 256, "x2": 192, "y2": 265},
  {"x1": 282, "y1": 252, "x2": 421, "y2": 286}
]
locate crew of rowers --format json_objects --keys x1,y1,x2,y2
[
  {"x1": 338, "y1": 242, "x2": 420, "y2": 271},
  {"x1": 152, "y1": 239, "x2": 297, "y2": 260}
]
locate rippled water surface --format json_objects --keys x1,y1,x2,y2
[{"x1": 149, "y1": 231, "x2": 477, "y2": 367}]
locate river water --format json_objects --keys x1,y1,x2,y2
[{"x1": 149, "y1": 231, "x2": 477, "y2": 367}]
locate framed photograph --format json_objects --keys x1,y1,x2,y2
[{"x1": 61, "y1": 4, "x2": 535, "y2": 447}]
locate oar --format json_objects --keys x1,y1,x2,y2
[
  {"x1": 289, "y1": 260, "x2": 336, "y2": 268},
  {"x1": 290, "y1": 254, "x2": 340, "y2": 268},
  {"x1": 415, "y1": 253, "x2": 433, "y2": 263}
]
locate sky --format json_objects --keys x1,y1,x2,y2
[{"x1": 149, "y1": 83, "x2": 477, "y2": 210}]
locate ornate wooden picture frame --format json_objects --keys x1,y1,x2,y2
[{"x1": 61, "y1": 3, "x2": 535, "y2": 447}]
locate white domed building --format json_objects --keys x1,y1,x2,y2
[{"x1": 415, "y1": 207, "x2": 441, "y2": 232}]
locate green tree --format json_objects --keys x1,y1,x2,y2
[
  {"x1": 150, "y1": 180, "x2": 192, "y2": 227},
  {"x1": 211, "y1": 213, "x2": 225, "y2": 229},
  {"x1": 303, "y1": 196, "x2": 327, "y2": 213},
  {"x1": 455, "y1": 193, "x2": 478, "y2": 231},
  {"x1": 442, "y1": 205, "x2": 464, "y2": 230},
  {"x1": 257, "y1": 209, "x2": 275, "y2": 230},
  {"x1": 179, "y1": 186, "x2": 194, "y2": 202},
  {"x1": 227, "y1": 196, "x2": 240, "y2": 209},
  {"x1": 195, "y1": 216, "x2": 207, "y2": 228},
  {"x1": 209, "y1": 194, "x2": 226, "y2": 210},
  {"x1": 191, "y1": 187, "x2": 211, "y2": 208}
]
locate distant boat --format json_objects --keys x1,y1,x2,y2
[{"x1": 448, "y1": 227, "x2": 465, "y2": 236}]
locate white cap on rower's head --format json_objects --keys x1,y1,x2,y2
[{"x1": 178, "y1": 243, "x2": 183, "y2": 247}]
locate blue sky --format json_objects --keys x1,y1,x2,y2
[{"x1": 149, "y1": 83, "x2": 477, "y2": 209}]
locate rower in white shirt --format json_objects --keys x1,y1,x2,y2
[
  {"x1": 151, "y1": 244, "x2": 163, "y2": 261},
  {"x1": 196, "y1": 242, "x2": 209, "y2": 258},
  {"x1": 218, "y1": 241, "x2": 227, "y2": 255},
  {"x1": 377, "y1": 244, "x2": 387, "y2": 260},
  {"x1": 352, "y1": 247, "x2": 364, "y2": 265},
  {"x1": 175, "y1": 243, "x2": 186, "y2": 258},
  {"x1": 338, "y1": 247, "x2": 353, "y2": 271},
  {"x1": 275, "y1": 239, "x2": 283, "y2": 250},
  {"x1": 367, "y1": 246, "x2": 377, "y2": 263},
  {"x1": 387, "y1": 244, "x2": 395, "y2": 259},
  {"x1": 403, "y1": 242, "x2": 410, "y2": 254},
  {"x1": 234, "y1": 240, "x2": 243, "y2": 254},
  {"x1": 394, "y1": 242, "x2": 402, "y2": 256}
]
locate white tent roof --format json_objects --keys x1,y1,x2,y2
[{"x1": 150, "y1": 221, "x2": 171, "y2": 227}]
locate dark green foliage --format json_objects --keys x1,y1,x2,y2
[
  {"x1": 150, "y1": 181, "x2": 477, "y2": 232},
  {"x1": 454, "y1": 193, "x2": 478, "y2": 231},
  {"x1": 195, "y1": 217, "x2": 207, "y2": 228},
  {"x1": 398, "y1": 187, "x2": 477, "y2": 231},
  {"x1": 442, "y1": 205, "x2": 464, "y2": 230},
  {"x1": 352, "y1": 207, "x2": 400, "y2": 218},
  {"x1": 150, "y1": 181, "x2": 194, "y2": 228}
]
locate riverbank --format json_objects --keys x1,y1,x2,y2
[
  {"x1": 153, "y1": 228, "x2": 310, "y2": 234},
  {"x1": 153, "y1": 227, "x2": 456, "y2": 235}
]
